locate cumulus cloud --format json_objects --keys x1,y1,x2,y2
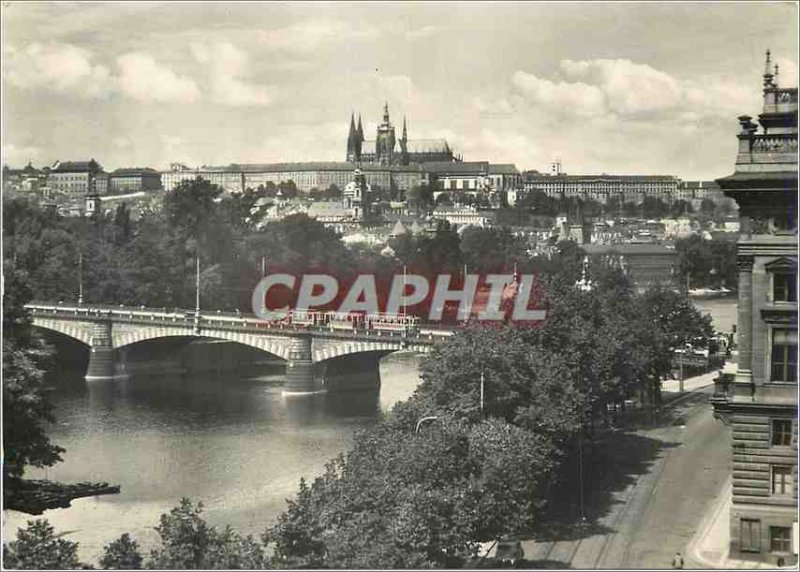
[
  {"x1": 258, "y1": 19, "x2": 378, "y2": 53},
  {"x1": 2, "y1": 143, "x2": 42, "y2": 167},
  {"x1": 117, "y1": 52, "x2": 200, "y2": 103},
  {"x1": 560, "y1": 58, "x2": 681, "y2": 115},
  {"x1": 3, "y1": 42, "x2": 113, "y2": 99},
  {"x1": 512, "y1": 57, "x2": 769, "y2": 123},
  {"x1": 191, "y1": 42, "x2": 270, "y2": 106},
  {"x1": 512, "y1": 70, "x2": 607, "y2": 118}
]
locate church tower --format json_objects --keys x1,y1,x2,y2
[
  {"x1": 375, "y1": 101, "x2": 396, "y2": 166},
  {"x1": 346, "y1": 113, "x2": 358, "y2": 162},
  {"x1": 399, "y1": 116, "x2": 410, "y2": 166},
  {"x1": 356, "y1": 114, "x2": 364, "y2": 159}
]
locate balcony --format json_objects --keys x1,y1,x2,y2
[
  {"x1": 735, "y1": 131, "x2": 798, "y2": 173},
  {"x1": 763, "y1": 88, "x2": 798, "y2": 115}
]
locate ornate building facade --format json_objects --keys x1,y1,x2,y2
[
  {"x1": 346, "y1": 103, "x2": 458, "y2": 166},
  {"x1": 711, "y1": 51, "x2": 798, "y2": 566}
]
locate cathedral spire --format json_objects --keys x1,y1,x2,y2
[
  {"x1": 402, "y1": 116, "x2": 407, "y2": 142},
  {"x1": 347, "y1": 112, "x2": 357, "y2": 161},
  {"x1": 356, "y1": 114, "x2": 364, "y2": 141},
  {"x1": 383, "y1": 101, "x2": 390, "y2": 124}
]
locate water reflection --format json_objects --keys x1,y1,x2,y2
[{"x1": 3, "y1": 352, "x2": 421, "y2": 564}]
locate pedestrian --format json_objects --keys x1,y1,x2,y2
[{"x1": 672, "y1": 552, "x2": 684, "y2": 569}]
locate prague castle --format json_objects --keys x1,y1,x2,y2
[{"x1": 346, "y1": 103, "x2": 460, "y2": 166}]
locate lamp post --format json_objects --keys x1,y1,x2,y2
[
  {"x1": 574, "y1": 255, "x2": 593, "y2": 523},
  {"x1": 194, "y1": 256, "x2": 201, "y2": 334},
  {"x1": 415, "y1": 416, "x2": 438, "y2": 434},
  {"x1": 78, "y1": 250, "x2": 84, "y2": 304}
]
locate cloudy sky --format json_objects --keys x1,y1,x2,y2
[{"x1": 2, "y1": 2, "x2": 797, "y2": 179}]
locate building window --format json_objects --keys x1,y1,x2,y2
[
  {"x1": 774, "y1": 273, "x2": 797, "y2": 303},
  {"x1": 741, "y1": 519, "x2": 761, "y2": 553},
  {"x1": 772, "y1": 419, "x2": 793, "y2": 446},
  {"x1": 770, "y1": 330, "x2": 798, "y2": 382},
  {"x1": 771, "y1": 465, "x2": 793, "y2": 495},
  {"x1": 770, "y1": 526, "x2": 792, "y2": 553}
]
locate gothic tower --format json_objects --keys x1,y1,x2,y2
[
  {"x1": 399, "y1": 116, "x2": 409, "y2": 166},
  {"x1": 346, "y1": 113, "x2": 358, "y2": 162},
  {"x1": 375, "y1": 101, "x2": 396, "y2": 166},
  {"x1": 356, "y1": 114, "x2": 364, "y2": 159}
]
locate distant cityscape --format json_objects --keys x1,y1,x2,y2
[{"x1": 3, "y1": 101, "x2": 741, "y2": 297}]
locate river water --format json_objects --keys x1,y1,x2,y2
[
  {"x1": 3, "y1": 297, "x2": 737, "y2": 564},
  {"x1": 3, "y1": 352, "x2": 423, "y2": 564}
]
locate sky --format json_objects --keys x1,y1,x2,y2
[{"x1": 2, "y1": 1, "x2": 798, "y2": 179}]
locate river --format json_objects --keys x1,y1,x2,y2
[
  {"x1": 2, "y1": 352, "x2": 423, "y2": 564},
  {"x1": 3, "y1": 297, "x2": 737, "y2": 564}
]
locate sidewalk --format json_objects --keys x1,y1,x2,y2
[{"x1": 688, "y1": 480, "x2": 795, "y2": 570}]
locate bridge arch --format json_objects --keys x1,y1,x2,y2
[
  {"x1": 313, "y1": 340, "x2": 410, "y2": 363},
  {"x1": 31, "y1": 318, "x2": 92, "y2": 346},
  {"x1": 114, "y1": 328, "x2": 292, "y2": 361}
]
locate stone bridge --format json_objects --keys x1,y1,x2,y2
[{"x1": 26, "y1": 303, "x2": 453, "y2": 394}]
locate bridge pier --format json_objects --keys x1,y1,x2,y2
[
  {"x1": 85, "y1": 321, "x2": 116, "y2": 381},
  {"x1": 323, "y1": 353, "x2": 385, "y2": 392},
  {"x1": 284, "y1": 334, "x2": 324, "y2": 395}
]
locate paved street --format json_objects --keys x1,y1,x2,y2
[{"x1": 523, "y1": 380, "x2": 730, "y2": 569}]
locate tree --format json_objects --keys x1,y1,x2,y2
[
  {"x1": 640, "y1": 196, "x2": 669, "y2": 219},
  {"x1": 459, "y1": 227, "x2": 526, "y2": 273},
  {"x1": 266, "y1": 416, "x2": 558, "y2": 569},
  {"x1": 435, "y1": 192, "x2": 453, "y2": 206},
  {"x1": 670, "y1": 199, "x2": 693, "y2": 217},
  {"x1": 147, "y1": 499, "x2": 266, "y2": 569},
  {"x1": 325, "y1": 183, "x2": 342, "y2": 200},
  {"x1": 100, "y1": 533, "x2": 143, "y2": 569},
  {"x1": 700, "y1": 198, "x2": 716, "y2": 217},
  {"x1": 2, "y1": 519, "x2": 83, "y2": 570},
  {"x1": 2, "y1": 265, "x2": 64, "y2": 482},
  {"x1": 407, "y1": 183, "x2": 433, "y2": 210}
]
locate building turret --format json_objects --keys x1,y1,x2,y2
[{"x1": 763, "y1": 49, "x2": 775, "y2": 88}]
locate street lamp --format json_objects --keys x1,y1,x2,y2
[
  {"x1": 77, "y1": 250, "x2": 84, "y2": 304},
  {"x1": 415, "y1": 416, "x2": 438, "y2": 434},
  {"x1": 574, "y1": 255, "x2": 594, "y2": 523}
]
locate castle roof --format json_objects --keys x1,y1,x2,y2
[
  {"x1": 51, "y1": 160, "x2": 102, "y2": 173},
  {"x1": 110, "y1": 167, "x2": 160, "y2": 177},
  {"x1": 421, "y1": 161, "x2": 490, "y2": 175},
  {"x1": 224, "y1": 162, "x2": 424, "y2": 174},
  {"x1": 404, "y1": 139, "x2": 451, "y2": 154}
]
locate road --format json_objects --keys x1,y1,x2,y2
[{"x1": 522, "y1": 385, "x2": 730, "y2": 569}]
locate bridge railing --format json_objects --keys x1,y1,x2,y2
[{"x1": 25, "y1": 303, "x2": 454, "y2": 342}]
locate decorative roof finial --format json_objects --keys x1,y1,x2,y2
[
  {"x1": 763, "y1": 49, "x2": 774, "y2": 87},
  {"x1": 383, "y1": 101, "x2": 390, "y2": 124},
  {"x1": 774, "y1": 63, "x2": 780, "y2": 87}
]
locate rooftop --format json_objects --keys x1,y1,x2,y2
[
  {"x1": 110, "y1": 167, "x2": 161, "y2": 176},
  {"x1": 524, "y1": 173, "x2": 679, "y2": 181},
  {"x1": 582, "y1": 243, "x2": 678, "y2": 256},
  {"x1": 51, "y1": 160, "x2": 102, "y2": 173}
]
